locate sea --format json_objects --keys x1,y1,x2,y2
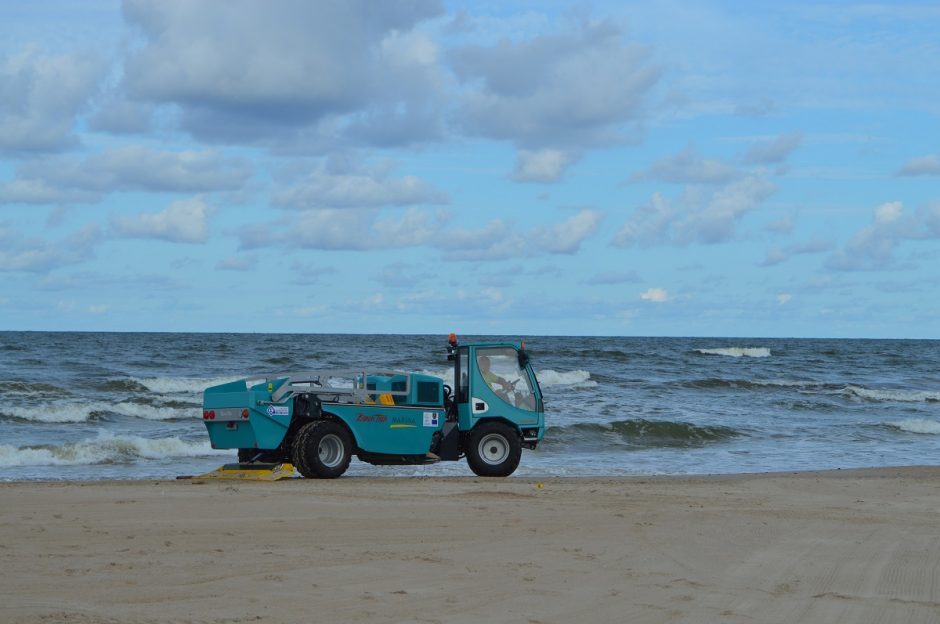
[{"x1": 1, "y1": 332, "x2": 938, "y2": 481}]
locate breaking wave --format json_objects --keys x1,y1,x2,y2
[
  {"x1": 695, "y1": 347, "x2": 771, "y2": 358},
  {"x1": 883, "y1": 419, "x2": 940, "y2": 435},
  {"x1": 1, "y1": 401, "x2": 198, "y2": 423},
  {"x1": 93, "y1": 378, "x2": 151, "y2": 393},
  {"x1": 0, "y1": 380, "x2": 66, "y2": 396},
  {"x1": 130, "y1": 376, "x2": 241, "y2": 395},
  {"x1": 681, "y1": 379, "x2": 940, "y2": 403},
  {"x1": 0, "y1": 434, "x2": 228, "y2": 467},
  {"x1": 537, "y1": 369, "x2": 597, "y2": 388},
  {"x1": 844, "y1": 386, "x2": 940, "y2": 403},
  {"x1": 543, "y1": 418, "x2": 740, "y2": 449}
]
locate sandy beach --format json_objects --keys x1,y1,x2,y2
[{"x1": 2, "y1": 467, "x2": 940, "y2": 623}]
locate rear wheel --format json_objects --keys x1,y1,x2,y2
[
  {"x1": 291, "y1": 420, "x2": 353, "y2": 479},
  {"x1": 466, "y1": 422, "x2": 521, "y2": 477},
  {"x1": 237, "y1": 448, "x2": 257, "y2": 463}
]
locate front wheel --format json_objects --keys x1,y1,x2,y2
[
  {"x1": 291, "y1": 420, "x2": 353, "y2": 479},
  {"x1": 466, "y1": 422, "x2": 521, "y2": 477}
]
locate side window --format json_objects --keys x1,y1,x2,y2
[
  {"x1": 458, "y1": 348, "x2": 469, "y2": 403},
  {"x1": 476, "y1": 347, "x2": 536, "y2": 411}
]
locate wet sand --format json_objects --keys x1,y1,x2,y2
[{"x1": 2, "y1": 467, "x2": 940, "y2": 623}]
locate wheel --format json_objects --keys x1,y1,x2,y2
[
  {"x1": 466, "y1": 422, "x2": 521, "y2": 477},
  {"x1": 291, "y1": 420, "x2": 353, "y2": 479},
  {"x1": 238, "y1": 447, "x2": 287, "y2": 464},
  {"x1": 237, "y1": 448, "x2": 257, "y2": 463}
]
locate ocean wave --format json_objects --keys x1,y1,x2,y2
[
  {"x1": 131, "y1": 376, "x2": 241, "y2": 395},
  {"x1": 537, "y1": 370, "x2": 597, "y2": 388},
  {"x1": 1, "y1": 401, "x2": 198, "y2": 423},
  {"x1": 1, "y1": 403, "x2": 100, "y2": 423},
  {"x1": 844, "y1": 385, "x2": 940, "y2": 403},
  {"x1": 683, "y1": 378, "x2": 832, "y2": 391},
  {"x1": 93, "y1": 378, "x2": 151, "y2": 393},
  {"x1": 0, "y1": 434, "x2": 228, "y2": 467},
  {"x1": 695, "y1": 347, "x2": 771, "y2": 358},
  {"x1": 543, "y1": 418, "x2": 740, "y2": 449},
  {"x1": 883, "y1": 419, "x2": 940, "y2": 435},
  {"x1": 571, "y1": 348, "x2": 633, "y2": 361},
  {"x1": 416, "y1": 368, "x2": 452, "y2": 381},
  {"x1": 0, "y1": 380, "x2": 67, "y2": 396}
]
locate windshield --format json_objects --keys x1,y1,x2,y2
[{"x1": 476, "y1": 347, "x2": 536, "y2": 411}]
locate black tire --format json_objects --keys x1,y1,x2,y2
[
  {"x1": 466, "y1": 422, "x2": 521, "y2": 477},
  {"x1": 237, "y1": 448, "x2": 257, "y2": 463},
  {"x1": 239, "y1": 447, "x2": 287, "y2": 464},
  {"x1": 291, "y1": 420, "x2": 353, "y2": 479}
]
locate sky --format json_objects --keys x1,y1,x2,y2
[{"x1": 1, "y1": 1, "x2": 939, "y2": 338}]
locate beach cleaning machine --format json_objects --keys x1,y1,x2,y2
[{"x1": 194, "y1": 335, "x2": 545, "y2": 479}]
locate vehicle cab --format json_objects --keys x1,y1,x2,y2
[{"x1": 448, "y1": 336, "x2": 545, "y2": 449}]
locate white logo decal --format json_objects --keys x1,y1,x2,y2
[
  {"x1": 423, "y1": 412, "x2": 439, "y2": 427},
  {"x1": 267, "y1": 405, "x2": 289, "y2": 416}
]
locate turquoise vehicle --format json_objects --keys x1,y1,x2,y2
[{"x1": 200, "y1": 335, "x2": 545, "y2": 478}]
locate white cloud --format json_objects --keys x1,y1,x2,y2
[
  {"x1": 246, "y1": 207, "x2": 598, "y2": 260},
  {"x1": 897, "y1": 154, "x2": 940, "y2": 176},
  {"x1": 88, "y1": 98, "x2": 154, "y2": 134},
  {"x1": 120, "y1": 0, "x2": 445, "y2": 148},
  {"x1": 764, "y1": 216, "x2": 794, "y2": 234},
  {"x1": 0, "y1": 46, "x2": 105, "y2": 152},
  {"x1": 272, "y1": 158, "x2": 447, "y2": 209},
  {"x1": 640, "y1": 287, "x2": 668, "y2": 302},
  {"x1": 0, "y1": 146, "x2": 252, "y2": 204},
  {"x1": 632, "y1": 148, "x2": 741, "y2": 185},
  {"x1": 240, "y1": 207, "x2": 445, "y2": 251},
  {"x1": 530, "y1": 209, "x2": 602, "y2": 254},
  {"x1": 613, "y1": 175, "x2": 776, "y2": 247},
  {"x1": 512, "y1": 149, "x2": 580, "y2": 183},
  {"x1": 760, "y1": 239, "x2": 833, "y2": 266},
  {"x1": 585, "y1": 270, "x2": 642, "y2": 285},
  {"x1": 215, "y1": 254, "x2": 257, "y2": 271},
  {"x1": 442, "y1": 209, "x2": 601, "y2": 260},
  {"x1": 111, "y1": 197, "x2": 211, "y2": 243},
  {"x1": 776, "y1": 293, "x2": 792, "y2": 305},
  {"x1": 735, "y1": 97, "x2": 777, "y2": 117},
  {"x1": 0, "y1": 224, "x2": 99, "y2": 273},
  {"x1": 875, "y1": 201, "x2": 903, "y2": 224},
  {"x1": 0, "y1": 179, "x2": 99, "y2": 205},
  {"x1": 450, "y1": 16, "x2": 660, "y2": 176},
  {"x1": 744, "y1": 132, "x2": 803, "y2": 165},
  {"x1": 825, "y1": 200, "x2": 940, "y2": 271}
]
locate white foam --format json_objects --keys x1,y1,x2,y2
[
  {"x1": 845, "y1": 386, "x2": 940, "y2": 403},
  {"x1": 536, "y1": 369, "x2": 597, "y2": 388},
  {"x1": 109, "y1": 402, "x2": 197, "y2": 420},
  {"x1": 885, "y1": 419, "x2": 940, "y2": 435},
  {"x1": 0, "y1": 433, "x2": 228, "y2": 467},
  {"x1": 3, "y1": 403, "x2": 96, "y2": 423},
  {"x1": 696, "y1": 347, "x2": 771, "y2": 358},
  {"x1": 3, "y1": 401, "x2": 197, "y2": 423},
  {"x1": 131, "y1": 376, "x2": 241, "y2": 395},
  {"x1": 416, "y1": 368, "x2": 453, "y2": 381}
]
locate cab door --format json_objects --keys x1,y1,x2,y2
[{"x1": 458, "y1": 345, "x2": 542, "y2": 431}]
